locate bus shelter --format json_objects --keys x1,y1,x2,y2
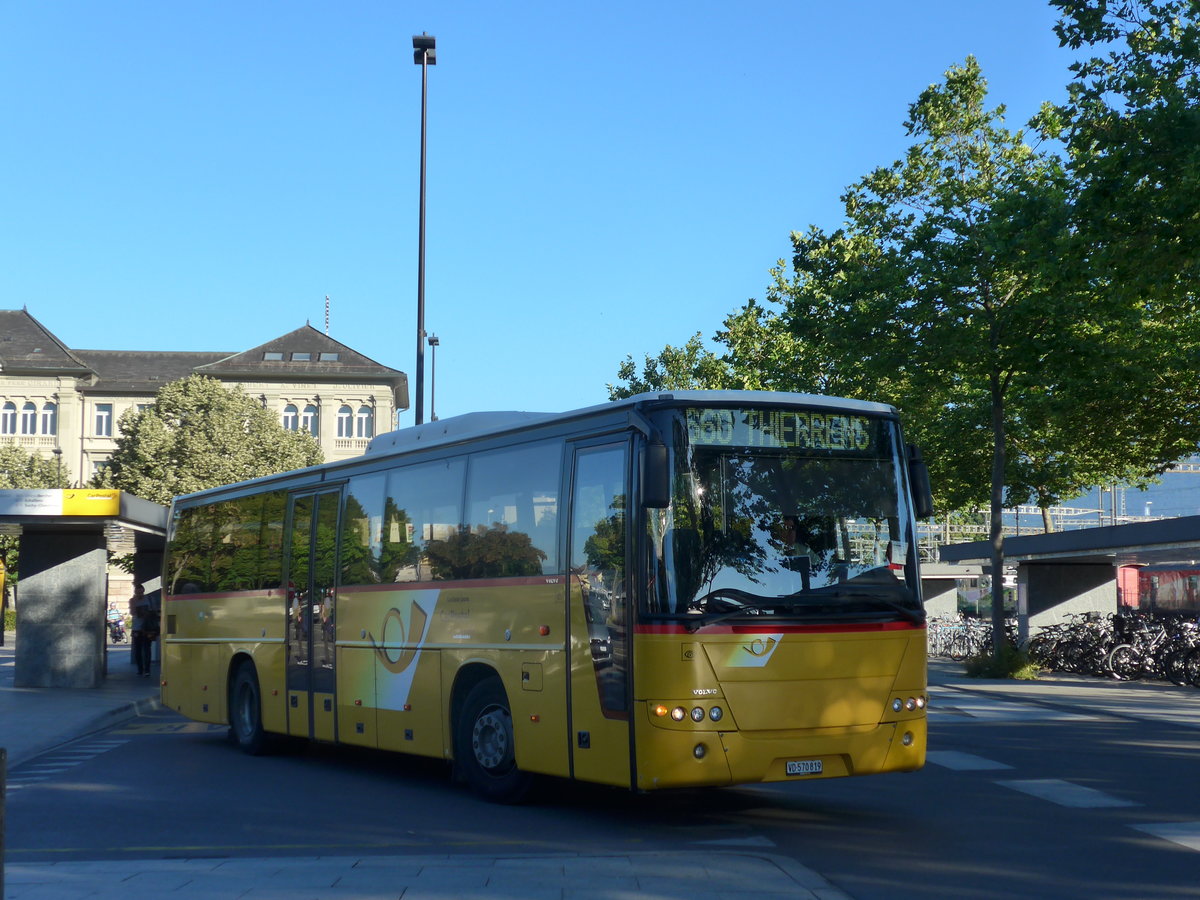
[
  {"x1": 940, "y1": 516, "x2": 1200, "y2": 642},
  {"x1": 0, "y1": 489, "x2": 167, "y2": 687}
]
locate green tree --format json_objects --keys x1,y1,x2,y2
[
  {"x1": 97, "y1": 375, "x2": 323, "y2": 504},
  {"x1": 0, "y1": 445, "x2": 70, "y2": 490},
  {"x1": 1039, "y1": 0, "x2": 1200, "y2": 473},
  {"x1": 1, "y1": 444, "x2": 71, "y2": 605},
  {"x1": 607, "y1": 333, "x2": 732, "y2": 400}
]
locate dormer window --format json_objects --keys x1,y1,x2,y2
[
  {"x1": 318, "y1": 352, "x2": 339, "y2": 362},
  {"x1": 263, "y1": 352, "x2": 284, "y2": 361},
  {"x1": 292, "y1": 352, "x2": 312, "y2": 361}
]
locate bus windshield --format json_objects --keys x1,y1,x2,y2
[{"x1": 645, "y1": 406, "x2": 922, "y2": 624}]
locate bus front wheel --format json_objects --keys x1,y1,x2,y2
[
  {"x1": 229, "y1": 663, "x2": 268, "y2": 755},
  {"x1": 455, "y1": 678, "x2": 532, "y2": 804}
]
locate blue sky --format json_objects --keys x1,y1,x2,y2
[{"x1": 1, "y1": 1, "x2": 1080, "y2": 426}]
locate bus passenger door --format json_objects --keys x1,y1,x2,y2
[
  {"x1": 567, "y1": 441, "x2": 632, "y2": 788},
  {"x1": 284, "y1": 488, "x2": 341, "y2": 742}
]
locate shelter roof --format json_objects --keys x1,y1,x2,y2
[{"x1": 940, "y1": 516, "x2": 1200, "y2": 568}]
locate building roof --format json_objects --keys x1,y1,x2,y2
[
  {"x1": 71, "y1": 350, "x2": 231, "y2": 393},
  {"x1": 196, "y1": 325, "x2": 405, "y2": 380},
  {"x1": 0, "y1": 312, "x2": 408, "y2": 408},
  {"x1": 0, "y1": 309, "x2": 92, "y2": 375}
]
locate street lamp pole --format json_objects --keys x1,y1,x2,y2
[
  {"x1": 412, "y1": 32, "x2": 436, "y2": 426},
  {"x1": 428, "y1": 334, "x2": 440, "y2": 421}
]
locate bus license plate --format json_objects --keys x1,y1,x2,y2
[{"x1": 786, "y1": 759, "x2": 823, "y2": 776}]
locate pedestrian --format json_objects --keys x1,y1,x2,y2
[{"x1": 129, "y1": 583, "x2": 154, "y2": 677}]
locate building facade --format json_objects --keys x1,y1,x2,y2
[{"x1": 0, "y1": 309, "x2": 409, "y2": 486}]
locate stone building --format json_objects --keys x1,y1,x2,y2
[{"x1": 0, "y1": 308, "x2": 409, "y2": 486}]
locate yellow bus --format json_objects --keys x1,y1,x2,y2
[{"x1": 161, "y1": 390, "x2": 933, "y2": 802}]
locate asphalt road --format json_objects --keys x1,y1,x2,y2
[{"x1": 4, "y1": 679, "x2": 1198, "y2": 899}]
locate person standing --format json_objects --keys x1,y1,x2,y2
[{"x1": 129, "y1": 583, "x2": 153, "y2": 677}]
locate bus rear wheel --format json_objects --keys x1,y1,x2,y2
[
  {"x1": 229, "y1": 663, "x2": 268, "y2": 755},
  {"x1": 455, "y1": 678, "x2": 532, "y2": 804}
]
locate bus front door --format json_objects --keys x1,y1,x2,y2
[
  {"x1": 284, "y1": 488, "x2": 341, "y2": 742},
  {"x1": 567, "y1": 441, "x2": 632, "y2": 788}
]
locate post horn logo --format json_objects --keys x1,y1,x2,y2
[{"x1": 370, "y1": 602, "x2": 428, "y2": 674}]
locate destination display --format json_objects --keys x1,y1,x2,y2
[{"x1": 685, "y1": 408, "x2": 884, "y2": 454}]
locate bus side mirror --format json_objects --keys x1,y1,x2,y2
[
  {"x1": 642, "y1": 441, "x2": 671, "y2": 508},
  {"x1": 907, "y1": 444, "x2": 935, "y2": 520}
]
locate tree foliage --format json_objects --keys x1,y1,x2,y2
[
  {"x1": 607, "y1": 333, "x2": 733, "y2": 400},
  {"x1": 0, "y1": 444, "x2": 70, "y2": 490},
  {"x1": 1, "y1": 444, "x2": 71, "y2": 598},
  {"x1": 97, "y1": 375, "x2": 324, "y2": 504}
]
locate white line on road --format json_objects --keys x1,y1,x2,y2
[
  {"x1": 997, "y1": 779, "x2": 1139, "y2": 808},
  {"x1": 926, "y1": 750, "x2": 1014, "y2": 771},
  {"x1": 1130, "y1": 822, "x2": 1200, "y2": 853}
]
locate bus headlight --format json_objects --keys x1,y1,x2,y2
[
  {"x1": 709, "y1": 706, "x2": 723, "y2": 722},
  {"x1": 892, "y1": 698, "x2": 903, "y2": 712},
  {"x1": 905, "y1": 697, "x2": 917, "y2": 711},
  {"x1": 671, "y1": 706, "x2": 687, "y2": 722},
  {"x1": 690, "y1": 707, "x2": 705, "y2": 723}
]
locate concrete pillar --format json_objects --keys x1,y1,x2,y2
[
  {"x1": 1022, "y1": 562, "x2": 1117, "y2": 637},
  {"x1": 14, "y1": 528, "x2": 108, "y2": 687}
]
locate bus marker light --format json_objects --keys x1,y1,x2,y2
[
  {"x1": 709, "y1": 706, "x2": 723, "y2": 722},
  {"x1": 690, "y1": 707, "x2": 705, "y2": 723},
  {"x1": 654, "y1": 705, "x2": 669, "y2": 717},
  {"x1": 403, "y1": 704, "x2": 412, "y2": 711},
  {"x1": 354, "y1": 699, "x2": 362, "y2": 706},
  {"x1": 539, "y1": 625, "x2": 550, "y2": 636},
  {"x1": 671, "y1": 707, "x2": 686, "y2": 722},
  {"x1": 202, "y1": 685, "x2": 208, "y2": 691},
  {"x1": 693, "y1": 743, "x2": 707, "y2": 759},
  {"x1": 530, "y1": 715, "x2": 540, "y2": 723}
]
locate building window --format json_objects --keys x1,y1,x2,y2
[
  {"x1": 301, "y1": 404, "x2": 318, "y2": 433},
  {"x1": 281, "y1": 404, "x2": 299, "y2": 431},
  {"x1": 0, "y1": 402, "x2": 15, "y2": 435},
  {"x1": 263, "y1": 352, "x2": 284, "y2": 361},
  {"x1": 356, "y1": 405, "x2": 374, "y2": 439},
  {"x1": 20, "y1": 402, "x2": 37, "y2": 435},
  {"x1": 337, "y1": 405, "x2": 352, "y2": 438},
  {"x1": 319, "y1": 352, "x2": 340, "y2": 362},
  {"x1": 291, "y1": 352, "x2": 312, "y2": 361},
  {"x1": 95, "y1": 403, "x2": 113, "y2": 437},
  {"x1": 40, "y1": 402, "x2": 57, "y2": 435}
]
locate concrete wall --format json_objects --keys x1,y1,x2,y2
[
  {"x1": 14, "y1": 529, "x2": 108, "y2": 688},
  {"x1": 1018, "y1": 562, "x2": 1117, "y2": 644}
]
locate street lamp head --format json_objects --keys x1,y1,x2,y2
[
  {"x1": 413, "y1": 33, "x2": 437, "y2": 64},
  {"x1": 428, "y1": 334, "x2": 439, "y2": 348}
]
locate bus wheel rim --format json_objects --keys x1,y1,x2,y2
[{"x1": 471, "y1": 705, "x2": 511, "y2": 771}]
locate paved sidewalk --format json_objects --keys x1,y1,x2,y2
[
  {"x1": 6, "y1": 852, "x2": 851, "y2": 900},
  {"x1": 927, "y1": 655, "x2": 1200, "y2": 729},
  {"x1": 0, "y1": 631, "x2": 160, "y2": 768}
]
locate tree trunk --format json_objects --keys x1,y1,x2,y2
[
  {"x1": 1041, "y1": 505, "x2": 1055, "y2": 533},
  {"x1": 990, "y1": 373, "x2": 1007, "y2": 655}
]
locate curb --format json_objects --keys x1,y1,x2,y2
[{"x1": 5, "y1": 694, "x2": 161, "y2": 769}]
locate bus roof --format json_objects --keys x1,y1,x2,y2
[
  {"x1": 171, "y1": 390, "x2": 898, "y2": 506},
  {"x1": 364, "y1": 390, "x2": 898, "y2": 456}
]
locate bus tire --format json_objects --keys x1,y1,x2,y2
[
  {"x1": 455, "y1": 678, "x2": 532, "y2": 804},
  {"x1": 228, "y1": 663, "x2": 268, "y2": 756}
]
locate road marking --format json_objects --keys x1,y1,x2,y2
[
  {"x1": 997, "y1": 779, "x2": 1139, "y2": 808},
  {"x1": 931, "y1": 689, "x2": 1097, "y2": 723},
  {"x1": 693, "y1": 836, "x2": 776, "y2": 847},
  {"x1": 111, "y1": 722, "x2": 225, "y2": 735},
  {"x1": 1131, "y1": 822, "x2": 1200, "y2": 853},
  {"x1": 926, "y1": 751, "x2": 1013, "y2": 771}
]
